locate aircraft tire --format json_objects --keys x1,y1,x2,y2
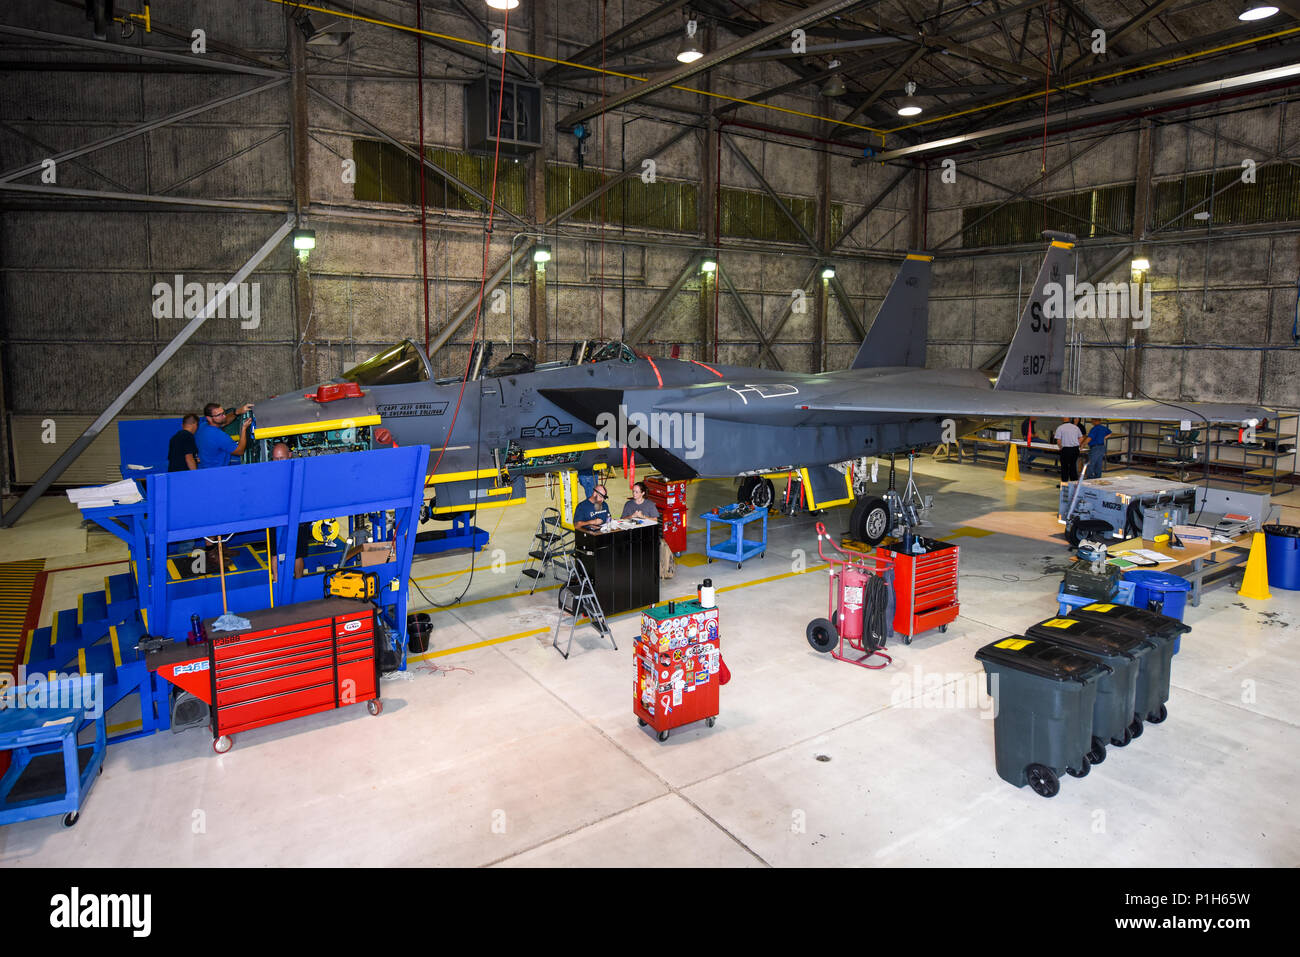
[
  {"x1": 738, "y1": 477, "x2": 775, "y2": 510},
  {"x1": 850, "y1": 496, "x2": 890, "y2": 546}
]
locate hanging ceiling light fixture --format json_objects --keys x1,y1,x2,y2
[
  {"x1": 485, "y1": 0, "x2": 520, "y2": 11},
  {"x1": 821, "y1": 60, "x2": 846, "y2": 98},
  {"x1": 1238, "y1": 2, "x2": 1280, "y2": 21},
  {"x1": 677, "y1": 18, "x2": 703, "y2": 63},
  {"x1": 897, "y1": 80, "x2": 922, "y2": 117}
]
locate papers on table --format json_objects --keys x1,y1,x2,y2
[
  {"x1": 1109, "y1": 548, "x2": 1176, "y2": 565},
  {"x1": 66, "y1": 479, "x2": 142, "y2": 509}
]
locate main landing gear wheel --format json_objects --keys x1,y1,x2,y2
[
  {"x1": 806, "y1": 617, "x2": 838, "y2": 653},
  {"x1": 849, "y1": 497, "x2": 890, "y2": 546},
  {"x1": 1066, "y1": 755, "x2": 1091, "y2": 778},
  {"x1": 738, "y1": 477, "x2": 775, "y2": 510},
  {"x1": 213, "y1": 735, "x2": 233, "y2": 754},
  {"x1": 1026, "y1": 763, "x2": 1060, "y2": 798},
  {"x1": 1147, "y1": 704, "x2": 1168, "y2": 724},
  {"x1": 367, "y1": 699, "x2": 383, "y2": 716}
]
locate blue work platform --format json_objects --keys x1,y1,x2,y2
[
  {"x1": 19, "y1": 446, "x2": 430, "y2": 749},
  {"x1": 703, "y1": 508, "x2": 768, "y2": 569},
  {"x1": 82, "y1": 445, "x2": 429, "y2": 657},
  {"x1": 0, "y1": 677, "x2": 106, "y2": 828}
]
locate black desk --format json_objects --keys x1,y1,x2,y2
[{"x1": 574, "y1": 521, "x2": 660, "y2": 615}]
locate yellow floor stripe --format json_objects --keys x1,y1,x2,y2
[
  {"x1": 408, "y1": 627, "x2": 551, "y2": 661},
  {"x1": 411, "y1": 557, "x2": 527, "y2": 583},
  {"x1": 948, "y1": 526, "x2": 997, "y2": 539},
  {"x1": 412, "y1": 560, "x2": 831, "y2": 659}
]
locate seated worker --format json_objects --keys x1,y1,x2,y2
[
  {"x1": 621, "y1": 482, "x2": 660, "y2": 522},
  {"x1": 167, "y1": 414, "x2": 200, "y2": 472},
  {"x1": 573, "y1": 483, "x2": 611, "y2": 532},
  {"x1": 196, "y1": 401, "x2": 254, "y2": 468},
  {"x1": 270, "y1": 442, "x2": 311, "y2": 577}
]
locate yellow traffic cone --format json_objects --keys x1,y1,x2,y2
[
  {"x1": 1238, "y1": 532, "x2": 1272, "y2": 601},
  {"x1": 1004, "y1": 446, "x2": 1021, "y2": 482}
]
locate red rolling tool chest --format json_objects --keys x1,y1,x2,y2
[
  {"x1": 645, "y1": 474, "x2": 689, "y2": 554},
  {"x1": 876, "y1": 538, "x2": 960, "y2": 642},
  {"x1": 634, "y1": 599, "x2": 721, "y2": 741},
  {"x1": 148, "y1": 598, "x2": 382, "y2": 754}
]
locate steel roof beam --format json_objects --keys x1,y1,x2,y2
[
  {"x1": 0, "y1": 24, "x2": 284, "y2": 77},
  {"x1": 558, "y1": 0, "x2": 874, "y2": 129}
]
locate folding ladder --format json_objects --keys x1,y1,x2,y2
[{"x1": 551, "y1": 554, "x2": 615, "y2": 659}]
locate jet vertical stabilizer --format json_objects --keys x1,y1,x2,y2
[
  {"x1": 994, "y1": 231, "x2": 1074, "y2": 393},
  {"x1": 850, "y1": 252, "x2": 932, "y2": 369}
]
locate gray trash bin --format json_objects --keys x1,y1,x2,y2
[
  {"x1": 975, "y1": 637, "x2": 1111, "y2": 798},
  {"x1": 1025, "y1": 616, "x2": 1151, "y2": 757},
  {"x1": 1066, "y1": 601, "x2": 1188, "y2": 725}
]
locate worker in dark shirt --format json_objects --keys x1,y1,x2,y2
[
  {"x1": 621, "y1": 482, "x2": 660, "y2": 521},
  {"x1": 1084, "y1": 419, "x2": 1113, "y2": 477},
  {"x1": 573, "y1": 483, "x2": 611, "y2": 531},
  {"x1": 270, "y1": 442, "x2": 312, "y2": 578},
  {"x1": 167, "y1": 414, "x2": 200, "y2": 471}
]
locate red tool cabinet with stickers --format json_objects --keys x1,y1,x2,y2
[
  {"x1": 634, "y1": 599, "x2": 721, "y2": 741},
  {"x1": 644, "y1": 474, "x2": 689, "y2": 554}
]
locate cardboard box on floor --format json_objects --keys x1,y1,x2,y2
[{"x1": 343, "y1": 541, "x2": 396, "y2": 566}]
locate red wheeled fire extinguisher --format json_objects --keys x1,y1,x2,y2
[{"x1": 806, "y1": 523, "x2": 892, "y2": 669}]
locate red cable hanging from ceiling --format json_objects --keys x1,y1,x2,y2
[
  {"x1": 599, "y1": 0, "x2": 608, "y2": 342},
  {"x1": 427, "y1": 8, "x2": 512, "y2": 480}
]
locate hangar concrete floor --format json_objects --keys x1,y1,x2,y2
[{"x1": 2, "y1": 460, "x2": 1298, "y2": 867}]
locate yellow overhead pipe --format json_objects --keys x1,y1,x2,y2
[
  {"x1": 263, "y1": 0, "x2": 885, "y2": 133},
  {"x1": 885, "y1": 22, "x2": 1300, "y2": 135},
  {"x1": 262, "y1": 1, "x2": 1300, "y2": 149}
]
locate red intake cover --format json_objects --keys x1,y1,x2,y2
[{"x1": 306, "y1": 382, "x2": 365, "y2": 403}]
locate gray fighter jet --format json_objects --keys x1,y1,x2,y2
[{"x1": 252, "y1": 231, "x2": 1270, "y2": 545}]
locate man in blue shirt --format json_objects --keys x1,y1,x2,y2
[
  {"x1": 1084, "y1": 419, "x2": 1112, "y2": 477},
  {"x1": 196, "y1": 401, "x2": 253, "y2": 468},
  {"x1": 572, "y1": 483, "x2": 611, "y2": 531}
]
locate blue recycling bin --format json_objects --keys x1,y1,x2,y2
[
  {"x1": 1262, "y1": 525, "x2": 1300, "y2": 591},
  {"x1": 1123, "y1": 570, "x2": 1192, "y2": 653}
]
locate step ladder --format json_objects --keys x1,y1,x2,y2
[
  {"x1": 551, "y1": 554, "x2": 615, "y2": 659},
  {"x1": 516, "y1": 507, "x2": 574, "y2": 594}
]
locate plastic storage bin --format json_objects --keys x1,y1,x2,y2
[
  {"x1": 1123, "y1": 569, "x2": 1192, "y2": 632},
  {"x1": 1262, "y1": 524, "x2": 1300, "y2": 591},
  {"x1": 1025, "y1": 617, "x2": 1151, "y2": 755},
  {"x1": 1066, "y1": 601, "x2": 1188, "y2": 724},
  {"x1": 974, "y1": 636, "x2": 1111, "y2": 797}
]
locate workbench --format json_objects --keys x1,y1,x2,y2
[
  {"x1": 1130, "y1": 534, "x2": 1254, "y2": 607},
  {"x1": 146, "y1": 597, "x2": 382, "y2": 754},
  {"x1": 573, "y1": 520, "x2": 660, "y2": 616},
  {"x1": 958, "y1": 433, "x2": 1064, "y2": 472}
]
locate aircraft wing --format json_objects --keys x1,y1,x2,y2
[{"x1": 801, "y1": 381, "x2": 1271, "y2": 427}]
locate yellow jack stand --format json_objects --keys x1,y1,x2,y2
[
  {"x1": 1004, "y1": 447, "x2": 1021, "y2": 482},
  {"x1": 1238, "y1": 532, "x2": 1272, "y2": 601}
]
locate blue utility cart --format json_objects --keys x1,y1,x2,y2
[
  {"x1": 703, "y1": 508, "x2": 768, "y2": 569},
  {"x1": 0, "y1": 678, "x2": 106, "y2": 828}
]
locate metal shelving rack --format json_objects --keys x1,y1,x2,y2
[{"x1": 1123, "y1": 413, "x2": 1298, "y2": 494}]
